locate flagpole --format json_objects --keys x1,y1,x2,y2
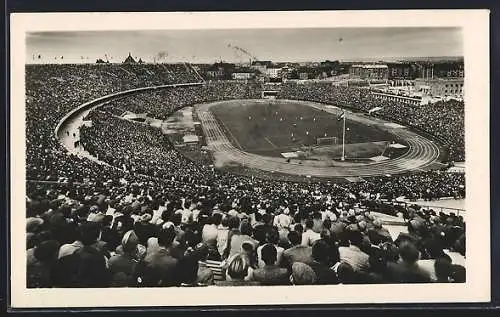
[{"x1": 341, "y1": 110, "x2": 346, "y2": 161}]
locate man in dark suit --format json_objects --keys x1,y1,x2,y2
[
  {"x1": 308, "y1": 239, "x2": 340, "y2": 285},
  {"x1": 282, "y1": 231, "x2": 314, "y2": 269},
  {"x1": 142, "y1": 227, "x2": 179, "y2": 286},
  {"x1": 252, "y1": 244, "x2": 289, "y2": 285}
]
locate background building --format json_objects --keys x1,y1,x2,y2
[{"x1": 349, "y1": 64, "x2": 388, "y2": 80}]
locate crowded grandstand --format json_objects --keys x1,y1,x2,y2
[{"x1": 25, "y1": 62, "x2": 466, "y2": 288}]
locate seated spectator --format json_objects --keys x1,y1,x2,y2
[
  {"x1": 308, "y1": 239, "x2": 340, "y2": 285},
  {"x1": 282, "y1": 231, "x2": 314, "y2": 270},
  {"x1": 192, "y1": 242, "x2": 214, "y2": 286},
  {"x1": 226, "y1": 219, "x2": 258, "y2": 259},
  {"x1": 339, "y1": 230, "x2": 370, "y2": 273},
  {"x1": 108, "y1": 230, "x2": 141, "y2": 287},
  {"x1": 27, "y1": 240, "x2": 60, "y2": 288},
  {"x1": 386, "y1": 241, "x2": 430, "y2": 283},
  {"x1": 257, "y1": 228, "x2": 284, "y2": 268},
  {"x1": 251, "y1": 244, "x2": 289, "y2": 285},
  {"x1": 72, "y1": 222, "x2": 111, "y2": 287},
  {"x1": 367, "y1": 219, "x2": 393, "y2": 245},
  {"x1": 202, "y1": 213, "x2": 221, "y2": 250},
  {"x1": 142, "y1": 227, "x2": 179, "y2": 286},
  {"x1": 434, "y1": 255, "x2": 453, "y2": 283},
  {"x1": 215, "y1": 254, "x2": 260, "y2": 287},
  {"x1": 301, "y1": 218, "x2": 321, "y2": 247},
  {"x1": 290, "y1": 262, "x2": 316, "y2": 285},
  {"x1": 216, "y1": 216, "x2": 230, "y2": 259},
  {"x1": 176, "y1": 254, "x2": 203, "y2": 287}
]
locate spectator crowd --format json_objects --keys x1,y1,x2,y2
[
  {"x1": 278, "y1": 82, "x2": 465, "y2": 162},
  {"x1": 25, "y1": 64, "x2": 466, "y2": 288}
]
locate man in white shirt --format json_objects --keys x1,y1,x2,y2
[{"x1": 301, "y1": 219, "x2": 321, "y2": 247}]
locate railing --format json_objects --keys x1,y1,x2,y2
[{"x1": 383, "y1": 199, "x2": 465, "y2": 217}]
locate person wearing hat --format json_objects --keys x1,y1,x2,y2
[{"x1": 108, "y1": 230, "x2": 140, "y2": 287}]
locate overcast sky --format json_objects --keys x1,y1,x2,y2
[{"x1": 26, "y1": 27, "x2": 463, "y2": 64}]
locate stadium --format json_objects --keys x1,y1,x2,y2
[{"x1": 24, "y1": 30, "x2": 466, "y2": 289}]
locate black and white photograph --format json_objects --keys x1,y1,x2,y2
[{"x1": 9, "y1": 10, "x2": 490, "y2": 308}]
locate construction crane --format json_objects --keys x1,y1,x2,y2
[{"x1": 227, "y1": 43, "x2": 258, "y2": 66}]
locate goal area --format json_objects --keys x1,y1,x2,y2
[{"x1": 316, "y1": 136, "x2": 339, "y2": 145}]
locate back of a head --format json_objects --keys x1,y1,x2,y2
[
  {"x1": 347, "y1": 230, "x2": 363, "y2": 248},
  {"x1": 227, "y1": 254, "x2": 249, "y2": 280},
  {"x1": 121, "y1": 230, "x2": 139, "y2": 254},
  {"x1": 305, "y1": 218, "x2": 314, "y2": 229},
  {"x1": 157, "y1": 227, "x2": 177, "y2": 247},
  {"x1": 240, "y1": 220, "x2": 253, "y2": 236},
  {"x1": 266, "y1": 227, "x2": 280, "y2": 244},
  {"x1": 312, "y1": 239, "x2": 329, "y2": 264},
  {"x1": 323, "y1": 219, "x2": 332, "y2": 230},
  {"x1": 291, "y1": 262, "x2": 316, "y2": 285},
  {"x1": 79, "y1": 222, "x2": 100, "y2": 246},
  {"x1": 176, "y1": 254, "x2": 199, "y2": 285},
  {"x1": 425, "y1": 238, "x2": 445, "y2": 259},
  {"x1": 451, "y1": 264, "x2": 466, "y2": 283},
  {"x1": 399, "y1": 241, "x2": 420, "y2": 264},
  {"x1": 34, "y1": 240, "x2": 60, "y2": 263},
  {"x1": 288, "y1": 230, "x2": 301, "y2": 246},
  {"x1": 262, "y1": 213, "x2": 272, "y2": 225},
  {"x1": 434, "y1": 254, "x2": 453, "y2": 281},
  {"x1": 221, "y1": 215, "x2": 229, "y2": 228},
  {"x1": 228, "y1": 216, "x2": 240, "y2": 230},
  {"x1": 241, "y1": 241, "x2": 255, "y2": 255},
  {"x1": 337, "y1": 262, "x2": 356, "y2": 284},
  {"x1": 261, "y1": 243, "x2": 277, "y2": 266},
  {"x1": 293, "y1": 223, "x2": 304, "y2": 235},
  {"x1": 212, "y1": 213, "x2": 222, "y2": 226}
]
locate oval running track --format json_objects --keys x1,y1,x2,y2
[{"x1": 195, "y1": 99, "x2": 442, "y2": 178}]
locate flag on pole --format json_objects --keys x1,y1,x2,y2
[{"x1": 337, "y1": 110, "x2": 345, "y2": 121}]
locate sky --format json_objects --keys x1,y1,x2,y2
[{"x1": 26, "y1": 27, "x2": 463, "y2": 64}]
